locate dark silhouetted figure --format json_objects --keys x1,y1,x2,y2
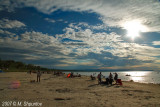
[
  {"x1": 37, "y1": 70, "x2": 41, "y2": 82},
  {"x1": 30, "y1": 70, "x2": 32, "y2": 75},
  {"x1": 114, "y1": 73, "x2": 118, "y2": 84},
  {"x1": 70, "y1": 72, "x2": 73, "y2": 78},
  {"x1": 109, "y1": 72, "x2": 113, "y2": 85},
  {"x1": 97, "y1": 72, "x2": 102, "y2": 84},
  {"x1": 105, "y1": 77, "x2": 109, "y2": 85},
  {"x1": 90, "y1": 75, "x2": 96, "y2": 80}
]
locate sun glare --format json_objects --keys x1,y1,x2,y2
[{"x1": 123, "y1": 20, "x2": 147, "y2": 40}]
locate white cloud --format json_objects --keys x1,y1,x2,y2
[
  {"x1": 59, "y1": 58, "x2": 97, "y2": 66},
  {"x1": 152, "y1": 41, "x2": 160, "y2": 45},
  {"x1": 57, "y1": 24, "x2": 160, "y2": 64},
  {"x1": 55, "y1": 64, "x2": 69, "y2": 67},
  {"x1": 109, "y1": 42, "x2": 160, "y2": 61},
  {"x1": 0, "y1": 26, "x2": 160, "y2": 69},
  {"x1": 0, "y1": 29, "x2": 15, "y2": 36},
  {"x1": 0, "y1": 20, "x2": 160, "y2": 64},
  {"x1": 0, "y1": 19, "x2": 25, "y2": 29},
  {"x1": 77, "y1": 22, "x2": 108, "y2": 30},
  {"x1": 1, "y1": 0, "x2": 160, "y2": 69},
  {"x1": 1, "y1": 0, "x2": 160, "y2": 32},
  {"x1": 57, "y1": 19, "x2": 63, "y2": 22},
  {"x1": 0, "y1": 31, "x2": 75, "y2": 61},
  {"x1": 45, "y1": 18, "x2": 55, "y2": 23}
]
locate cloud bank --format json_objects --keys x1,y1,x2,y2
[
  {"x1": 0, "y1": 0, "x2": 160, "y2": 70},
  {"x1": 0, "y1": 19, "x2": 26, "y2": 29},
  {"x1": 1, "y1": 0, "x2": 160, "y2": 32},
  {"x1": 0, "y1": 22, "x2": 160, "y2": 69}
]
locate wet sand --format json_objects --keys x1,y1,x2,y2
[{"x1": 0, "y1": 72, "x2": 160, "y2": 107}]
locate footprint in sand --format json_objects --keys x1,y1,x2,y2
[
  {"x1": 122, "y1": 89, "x2": 151, "y2": 93},
  {"x1": 144, "y1": 96, "x2": 155, "y2": 100},
  {"x1": 54, "y1": 98, "x2": 72, "y2": 101},
  {"x1": 133, "y1": 90, "x2": 151, "y2": 93},
  {"x1": 55, "y1": 88, "x2": 71, "y2": 93},
  {"x1": 33, "y1": 90, "x2": 40, "y2": 93},
  {"x1": 89, "y1": 92, "x2": 101, "y2": 96},
  {"x1": 128, "y1": 94, "x2": 133, "y2": 96},
  {"x1": 48, "y1": 89, "x2": 53, "y2": 91}
]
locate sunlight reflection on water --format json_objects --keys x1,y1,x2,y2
[
  {"x1": 65, "y1": 71, "x2": 160, "y2": 84},
  {"x1": 124, "y1": 71, "x2": 150, "y2": 83}
]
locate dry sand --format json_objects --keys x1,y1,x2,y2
[{"x1": 0, "y1": 72, "x2": 160, "y2": 107}]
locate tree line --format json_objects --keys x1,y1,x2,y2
[{"x1": 0, "y1": 59, "x2": 53, "y2": 72}]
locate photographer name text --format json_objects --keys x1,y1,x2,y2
[{"x1": 2, "y1": 101, "x2": 42, "y2": 107}]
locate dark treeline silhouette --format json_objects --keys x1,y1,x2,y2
[{"x1": 0, "y1": 59, "x2": 54, "y2": 72}]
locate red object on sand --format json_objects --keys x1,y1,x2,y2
[
  {"x1": 10, "y1": 80, "x2": 21, "y2": 89},
  {"x1": 67, "y1": 73, "x2": 71, "y2": 78},
  {"x1": 117, "y1": 79, "x2": 123, "y2": 85}
]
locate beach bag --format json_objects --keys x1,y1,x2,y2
[{"x1": 117, "y1": 79, "x2": 122, "y2": 85}]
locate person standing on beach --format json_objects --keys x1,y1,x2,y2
[
  {"x1": 97, "y1": 72, "x2": 102, "y2": 84},
  {"x1": 29, "y1": 70, "x2": 32, "y2": 75},
  {"x1": 109, "y1": 73, "x2": 113, "y2": 79},
  {"x1": 37, "y1": 70, "x2": 41, "y2": 82},
  {"x1": 109, "y1": 72, "x2": 113, "y2": 85},
  {"x1": 114, "y1": 73, "x2": 118, "y2": 84}
]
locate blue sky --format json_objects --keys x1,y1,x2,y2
[{"x1": 0, "y1": 0, "x2": 160, "y2": 71}]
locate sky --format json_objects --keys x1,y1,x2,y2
[{"x1": 0, "y1": 0, "x2": 160, "y2": 71}]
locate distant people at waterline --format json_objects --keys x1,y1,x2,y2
[
  {"x1": 27, "y1": 70, "x2": 32, "y2": 74},
  {"x1": 54, "y1": 71, "x2": 64, "y2": 76},
  {"x1": 67, "y1": 72, "x2": 81, "y2": 78}
]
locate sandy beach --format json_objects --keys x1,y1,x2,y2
[{"x1": 0, "y1": 72, "x2": 160, "y2": 107}]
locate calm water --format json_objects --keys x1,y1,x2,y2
[{"x1": 66, "y1": 71, "x2": 160, "y2": 84}]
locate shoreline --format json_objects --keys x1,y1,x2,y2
[{"x1": 1, "y1": 71, "x2": 160, "y2": 84}]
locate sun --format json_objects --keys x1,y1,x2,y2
[{"x1": 123, "y1": 20, "x2": 147, "y2": 40}]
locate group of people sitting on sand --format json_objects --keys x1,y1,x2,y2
[
  {"x1": 53, "y1": 71, "x2": 64, "y2": 76},
  {"x1": 92, "y1": 72, "x2": 118, "y2": 85},
  {"x1": 67, "y1": 72, "x2": 81, "y2": 78}
]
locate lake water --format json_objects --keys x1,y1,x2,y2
[{"x1": 65, "y1": 71, "x2": 160, "y2": 84}]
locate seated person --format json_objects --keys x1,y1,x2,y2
[
  {"x1": 109, "y1": 78, "x2": 113, "y2": 85},
  {"x1": 105, "y1": 78, "x2": 109, "y2": 85},
  {"x1": 90, "y1": 75, "x2": 96, "y2": 80}
]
